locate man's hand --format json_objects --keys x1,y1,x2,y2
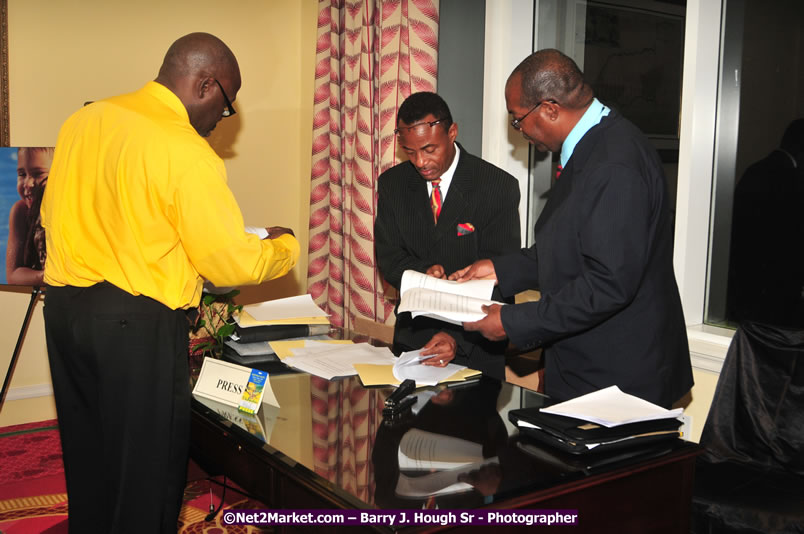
[
  {"x1": 463, "y1": 304, "x2": 507, "y2": 341},
  {"x1": 426, "y1": 264, "x2": 447, "y2": 279},
  {"x1": 449, "y1": 259, "x2": 497, "y2": 283},
  {"x1": 420, "y1": 332, "x2": 457, "y2": 367},
  {"x1": 265, "y1": 226, "x2": 295, "y2": 239}
]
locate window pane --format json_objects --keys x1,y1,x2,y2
[
  {"x1": 534, "y1": 0, "x2": 686, "y2": 240},
  {"x1": 708, "y1": 0, "x2": 804, "y2": 329}
]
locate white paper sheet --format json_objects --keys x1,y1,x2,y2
[
  {"x1": 392, "y1": 349, "x2": 467, "y2": 386},
  {"x1": 242, "y1": 294, "x2": 329, "y2": 321},
  {"x1": 397, "y1": 270, "x2": 500, "y2": 324},
  {"x1": 539, "y1": 385, "x2": 683, "y2": 428},
  {"x1": 282, "y1": 341, "x2": 396, "y2": 380}
]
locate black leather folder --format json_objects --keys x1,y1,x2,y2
[
  {"x1": 233, "y1": 323, "x2": 330, "y2": 343},
  {"x1": 508, "y1": 407, "x2": 682, "y2": 455}
]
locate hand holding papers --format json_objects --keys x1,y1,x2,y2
[
  {"x1": 397, "y1": 270, "x2": 502, "y2": 325},
  {"x1": 392, "y1": 349, "x2": 467, "y2": 386}
]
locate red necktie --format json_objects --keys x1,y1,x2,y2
[
  {"x1": 430, "y1": 178, "x2": 442, "y2": 223},
  {"x1": 556, "y1": 164, "x2": 563, "y2": 179}
]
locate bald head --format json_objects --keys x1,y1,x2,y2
[
  {"x1": 509, "y1": 49, "x2": 593, "y2": 110},
  {"x1": 155, "y1": 33, "x2": 241, "y2": 137},
  {"x1": 156, "y1": 32, "x2": 239, "y2": 88}
]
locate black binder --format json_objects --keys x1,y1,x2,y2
[
  {"x1": 508, "y1": 407, "x2": 682, "y2": 455},
  {"x1": 234, "y1": 323, "x2": 330, "y2": 343}
]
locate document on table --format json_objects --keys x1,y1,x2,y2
[
  {"x1": 353, "y1": 361, "x2": 481, "y2": 387},
  {"x1": 539, "y1": 385, "x2": 684, "y2": 428},
  {"x1": 241, "y1": 294, "x2": 329, "y2": 323},
  {"x1": 397, "y1": 270, "x2": 501, "y2": 324},
  {"x1": 282, "y1": 341, "x2": 397, "y2": 380}
]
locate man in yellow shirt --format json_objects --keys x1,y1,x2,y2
[{"x1": 41, "y1": 33, "x2": 298, "y2": 533}]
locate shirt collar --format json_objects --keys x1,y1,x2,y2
[
  {"x1": 143, "y1": 81, "x2": 191, "y2": 123},
  {"x1": 560, "y1": 98, "x2": 610, "y2": 167},
  {"x1": 428, "y1": 143, "x2": 461, "y2": 200}
]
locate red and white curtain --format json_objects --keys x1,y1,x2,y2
[
  {"x1": 307, "y1": 0, "x2": 440, "y2": 330},
  {"x1": 306, "y1": 0, "x2": 439, "y2": 503}
]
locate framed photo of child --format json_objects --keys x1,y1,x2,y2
[{"x1": 1, "y1": 146, "x2": 52, "y2": 286}]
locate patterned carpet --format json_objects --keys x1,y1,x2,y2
[{"x1": 0, "y1": 419, "x2": 272, "y2": 533}]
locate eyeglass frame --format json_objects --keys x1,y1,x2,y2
[
  {"x1": 394, "y1": 118, "x2": 448, "y2": 135},
  {"x1": 510, "y1": 99, "x2": 557, "y2": 131},
  {"x1": 214, "y1": 79, "x2": 237, "y2": 117}
]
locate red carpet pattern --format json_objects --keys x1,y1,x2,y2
[{"x1": 0, "y1": 419, "x2": 272, "y2": 533}]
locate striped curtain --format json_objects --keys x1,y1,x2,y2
[
  {"x1": 307, "y1": 0, "x2": 439, "y2": 330},
  {"x1": 306, "y1": 0, "x2": 439, "y2": 504}
]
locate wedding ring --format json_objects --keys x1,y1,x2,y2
[{"x1": 439, "y1": 359, "x2": 444, "y2": 365}]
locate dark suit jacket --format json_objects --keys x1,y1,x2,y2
[
  {"x1": 726, "y1": 149, "x2": 804, "y2": 328},
  {"x1": 375, "y1": 143, "x2": 520, "y2": 379},
  {"x1": 494, "y1": 112, "x2": 693, "y2": 408}
]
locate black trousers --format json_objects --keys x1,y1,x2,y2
[{"x1": 44, "y1": 283, "x2": 191, "y2": 534}]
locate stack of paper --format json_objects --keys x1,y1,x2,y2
[
  {"x1": 238, "y1": 294, "x2": 329, "y2": 325},
  {"x1": 539, "y1": 385, "x2": 683, "y2": 428},
  {"x1": 231, "y1": 294, "x2": 331, "y2": 344},
  {"x1": 397, "y1": 270, "x2": 502, "y2": 325}
]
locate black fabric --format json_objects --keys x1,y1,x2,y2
[
  {"x1": 726, "y1": 150, "x2": 804, "y2": 328},
  {"x1": 692, "y1": 321, "x2": 804, "y2": 533},
  {"x1": 44, "y1": 283, "x2": 191, "y2": 534},
  {"x1": 699, "y1": 322, "x2": 804, "y2": 473}
]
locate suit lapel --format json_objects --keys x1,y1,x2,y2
[{"x1": 405, "y1": 165, "x2": 437, "y2": 231}]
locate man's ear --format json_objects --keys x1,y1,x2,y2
[
  {"x1": 448, "y1": 122, "x2": 458, "y2": 144},
  {"x1": 195, "y1": 75, "x2": 214, "y2": 100},
  {"x1": 542, "y1": 101, "x2": 560, "y2": 122}
]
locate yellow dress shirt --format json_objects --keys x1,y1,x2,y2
[{"x1": 42, "y1": 81, "x2": 299, "y2": 309}]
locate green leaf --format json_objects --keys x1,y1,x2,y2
[{"x1": 218, "y1": 323, "x2": 236, "y2": 338}]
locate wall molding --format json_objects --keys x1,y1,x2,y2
[{"x1": 687, "y1": 324, "x2": 732, "y2": 374}]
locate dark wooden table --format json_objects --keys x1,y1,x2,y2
[{"x1": 190, "y1": 356, "x2": 698, "y2": 533}]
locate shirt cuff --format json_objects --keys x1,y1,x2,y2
[{"x1": 245, "y1": 225, "x2": 269, "y2": 240}]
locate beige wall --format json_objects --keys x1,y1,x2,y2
[{"x1": 0, "y1": 0, "x2": 318, "y2": 426}]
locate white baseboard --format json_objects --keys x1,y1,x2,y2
[{"x1": 5, "y1": 383, "x2": 54, "y2": 401}]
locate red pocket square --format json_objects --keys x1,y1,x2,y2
[{"x1": 457, "y1": 222, "x2": 475, "y2": 236}]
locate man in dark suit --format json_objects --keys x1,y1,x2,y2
[
  {"x1": 726, "y1": 118, "x2": 804, "y2": 328},
  {"x1": 452, "y1": 50, "x2": 692, "y2": 408},
  {"x1": 375, "y1": 92, "x2": 520, "y2": 379}
]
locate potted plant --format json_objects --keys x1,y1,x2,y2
[{"x1": 189, "y1": 288, "x2": 243, "y2": 359}]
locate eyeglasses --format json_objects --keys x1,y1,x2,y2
[
  {"x1": 214, "y1": 79, "x2": 237, "y2": 117},
  {"x1": 510, "y1": 100, "x2": 556, "y2": 130},
  {"x1": 394, "y1": 118, "x2": 447, "y2": 135}
]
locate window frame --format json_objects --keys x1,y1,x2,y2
[{"x1": 481, "y1": 0, "x2": 732, "y2": 372}]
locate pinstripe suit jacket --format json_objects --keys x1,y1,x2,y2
[{"x1": 375, "y1": 143, "x2": 520, "y2": 378}]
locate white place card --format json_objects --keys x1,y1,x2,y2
[{"x1": 193, "y1": 357, "x2": 279, "y2": 411}]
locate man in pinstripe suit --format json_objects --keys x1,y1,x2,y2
[{"x1": 375, "y1": 92, "x2": 521, "y2": 379}]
